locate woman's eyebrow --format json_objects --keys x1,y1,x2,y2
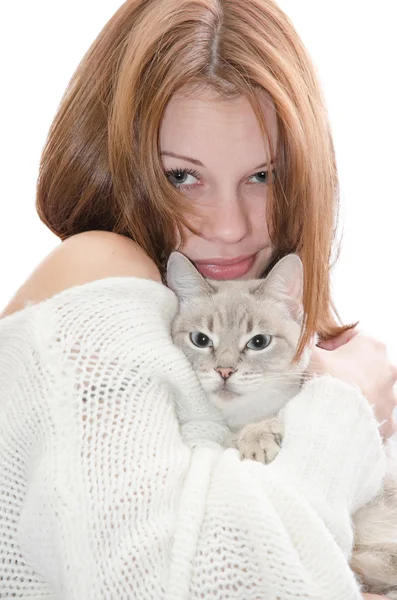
[
  {"x1": 160, "y1": 151, "x2": 204, "y2": 166},
  {"x1": 160, "y1": 150, "x2": 273, "y2": 171}
]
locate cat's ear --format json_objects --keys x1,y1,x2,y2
[
  {"x1": 166, "y1": 251, "x2": 213, "y2": 302},
  {"x1": 259, "y1": 254, "x2": 304, "y2": 323}
]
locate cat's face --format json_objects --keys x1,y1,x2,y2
[{"x1": 167, "y1": 252, "x2": 307, "y2": 413}]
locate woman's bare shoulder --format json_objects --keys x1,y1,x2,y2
[{"x1": 0, "y1": 230, "x2": 162, "y2": 319}]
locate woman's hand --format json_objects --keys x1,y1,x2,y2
[{"x1": 308, "y1": 329, "x2": 397, "y2": 438}]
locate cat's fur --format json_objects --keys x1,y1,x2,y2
[{"x1": 167, "y1": 250, "x2": 397, "y2": 599}]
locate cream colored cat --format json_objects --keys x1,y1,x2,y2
[{"x1": 167, "y1": 250, "x2": 397, "y2": 599}]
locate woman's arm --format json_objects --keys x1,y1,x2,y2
[
  {"x1": 0, "y1": 230, "x2": 161, "y2": 319},
  {"x1": 0, "y1": 233, "x2": 386, "y2": 599},
  {"x1": 0, "y1": 297, "x2": 385, "y2": 599}
]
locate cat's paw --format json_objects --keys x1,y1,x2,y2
[{"x1": 237, "y1": 417, "x2": 284, "y2": 464}]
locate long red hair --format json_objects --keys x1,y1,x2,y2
[{"x1": 36, "y1": 0, "x2": 356, "y2": 361}]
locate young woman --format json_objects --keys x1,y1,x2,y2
[{"x1": 1, "y1": 0, "x2": 395, "y2": 598}]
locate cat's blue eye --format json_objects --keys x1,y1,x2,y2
[
  {"x1": 246, "y1": 334, "x2": 272, "y2": 350},
  {"x1": 190, "y1": 332, "x2": 213, "y2": 348}
]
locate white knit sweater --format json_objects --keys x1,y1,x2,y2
[{"x1": 0, "y1": 276, "x2": 387, "y2": 599}]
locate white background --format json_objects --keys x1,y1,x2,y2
[{"x1": 0, "y1": 1, "x2": 396, "y2": 363}]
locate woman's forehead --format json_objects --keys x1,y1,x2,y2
[{"x1": 159, "y1": 88, "x2": 278, "y2": 166}]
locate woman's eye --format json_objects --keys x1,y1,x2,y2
[
  {"x1": 164, "y1": 167, "x2": 276, "y2": 190},
  {"x1": 246, "y1": 334, "x2": 272, "y2": 350},
  {"x1": 190, "y1": 332, "x2": 213, "y2": 348},
  {"x1": 248, "y1": 169, "x2": 276, "y2": 185},
  {"x1": 165, "y1": 167, "x2": 201, "y2": 189}
]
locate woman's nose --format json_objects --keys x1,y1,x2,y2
[{"x1": 199, "y1": 197, "x2": 251, "y2": 244}]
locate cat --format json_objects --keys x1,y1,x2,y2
[{"x1": 166, "y1": 250, "x2": 397, "y2": 599}]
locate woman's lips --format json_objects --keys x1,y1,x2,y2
[{"x1": 194, "y1": 254, "x2": 257, "y2": 280}]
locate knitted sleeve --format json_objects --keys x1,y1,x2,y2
[{"x1": 0, "y1": 277, "x2": 386, "y2": 600}]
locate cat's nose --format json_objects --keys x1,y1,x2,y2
[{"x1": 215, "y1": 367, "x2": 236, "y2": 380}]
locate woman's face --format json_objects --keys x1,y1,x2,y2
[{"x1": 160, "y1": 86, "x2": 278, "y2": 280}]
